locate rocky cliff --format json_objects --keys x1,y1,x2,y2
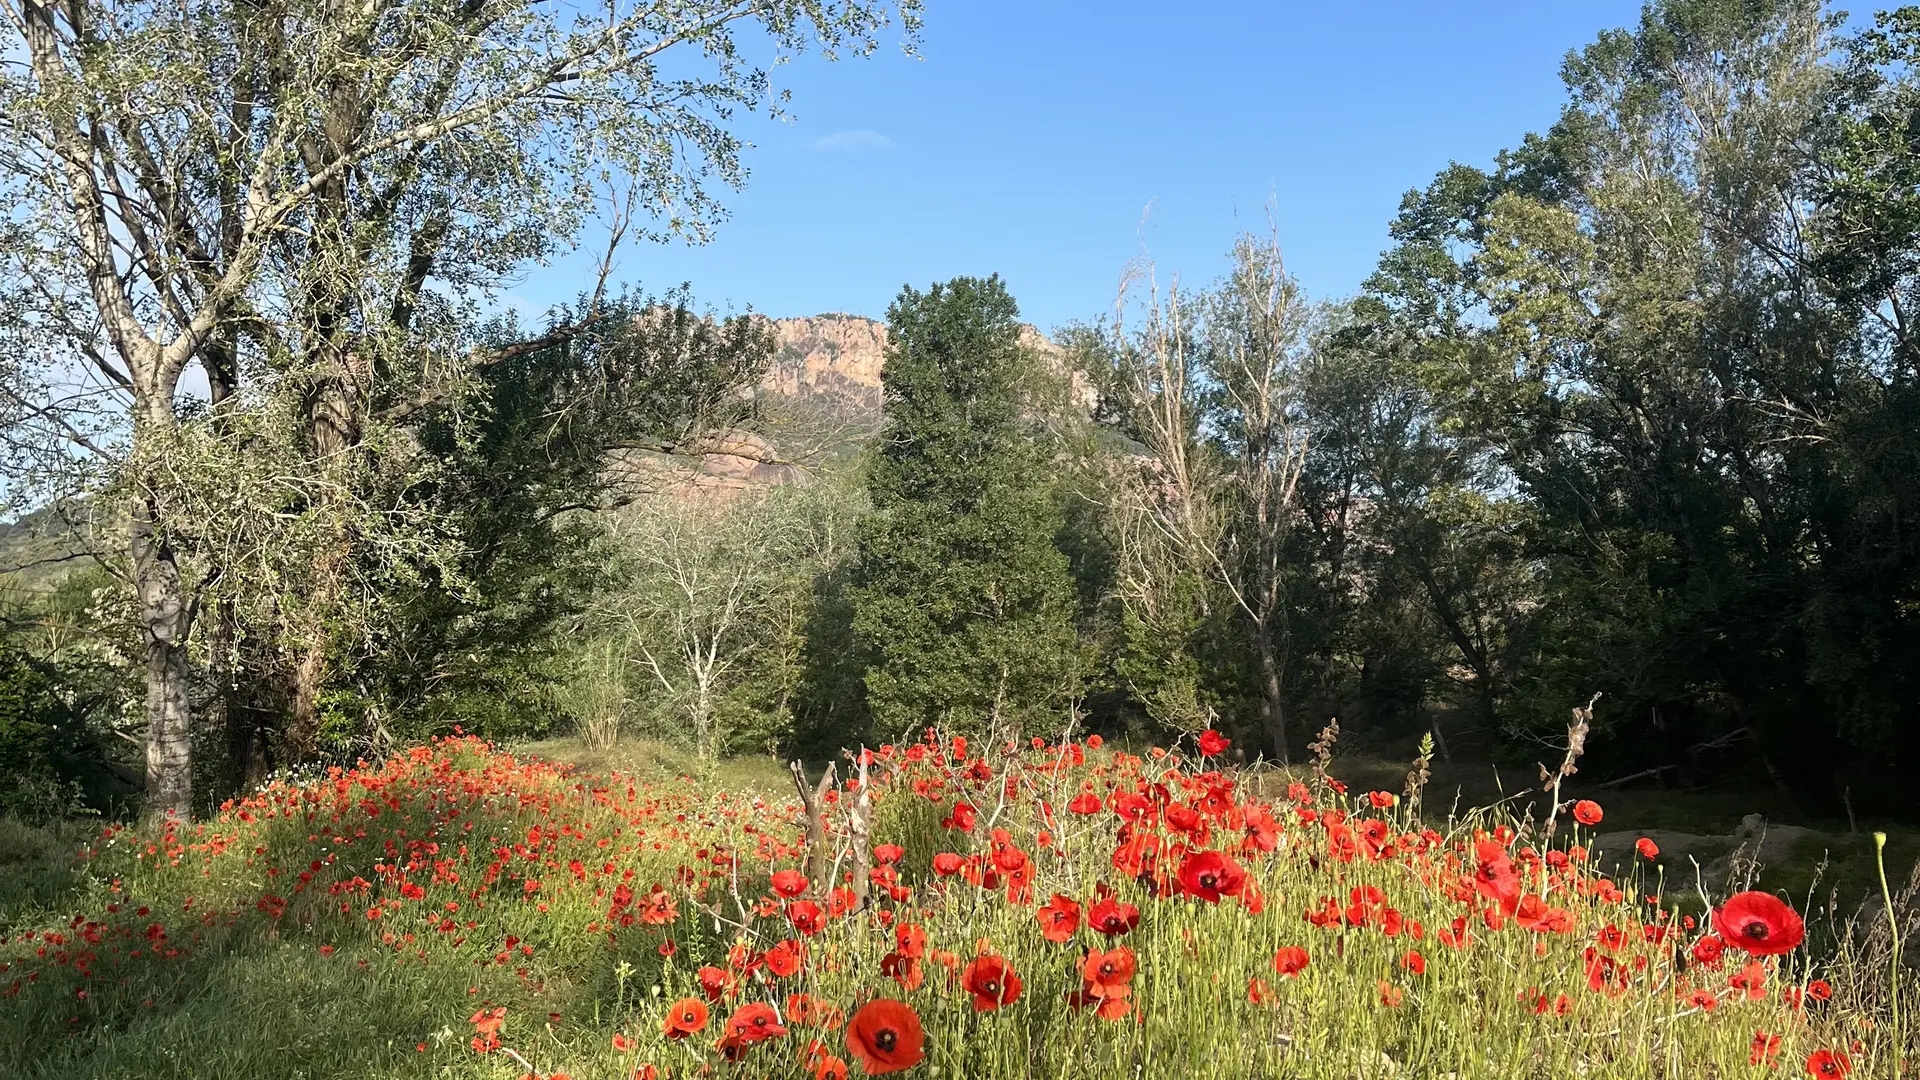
[
  {"x1": 760, "y1": 313, "x2": 1089, "y2": 412},
  {"x1": 639, "y1": 313, "x2": 1092, "y2": 499}
]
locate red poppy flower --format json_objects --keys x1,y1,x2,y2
[
  {"x1": 469, "y1": 1007, "x2": 506, "y2": 1037},
  {"x1": 663, "y1": 997, "x2": 709, "y2": 1040},
  {"x1": 763, "y1": 939, "x2": 805, "y2": 978},
  {"x1": 1730, "y1": 961, "x2": 1767, "y2": 1000},
  {"x1": 1751, "y1": 1031, "x2": 1783, "y2": 1067},
  {"x1": 813, "y1": 1054, "x2": 850, "y2": 1080},
  {"x1": 724, "y1": 1002, "x2": 787, "y2": 1045},
  {"x1": 1198, "y1": 729, "x2": 1230, "y2": 757},
  {"x1": 1636, "y1": 837, "x2": 1660, "y2": 859},
  {"x1": 1713, "y1": 891, "x2": 1806, "y2": 957},
  {"x1": 880, "y1": 951, "x2": 924, "y2": 991},
  {"x1": 1081, "y1": 946, "x2": 1137, "y2": 997},
  {"x1": 1088, "y1": 893, "x2": 1141, "y2": 937},
  {"x1": 1472, "y1": 839, "x2": 1521, "y2": 915},
  {"x1": 1680, "y1": 987, "x2": 1718, "y2": 1011},
  {"x1": 771, "y1": 869, "x2": 809, "y2": 899},
  {"x1": 1037, "y1": 894, "x2": 1081, "y2": 942},
  {"x1": 612, "y1": 1033, "x2": 637, "y2": 1052},
  {"x1": 963, "y1": 954, "x2": 1023, "y2": 1011},
  {"x1": 845, "y1": 999, "x2": 925, "y2": 1075},
  {"x1": 1572, "y1": 800, "x2": 1603, "y2": 826},
  {"x1": 931, "y1": 852, "x2": 965, "y2": 876},
  {"x1": 1273, "y1": 945, "x2": 1310, "y2": 978},
  {"x1": 1805, "y1": 1049, "x2": 1852, "y2": 1078},
  {"x1": 1176, "y1": 848, "x2": 1246, "y2": 903},
  {"x1": 872, "y1": 844, "x2": 905, "y2": 866}
]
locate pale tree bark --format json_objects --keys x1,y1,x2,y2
[{"x1": 1097, "y1": 234, "x2": 1310, "y2": 763}]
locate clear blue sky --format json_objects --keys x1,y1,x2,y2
[{"x1": 516, "y1": 1, "x2": 1650, "y2": 332}]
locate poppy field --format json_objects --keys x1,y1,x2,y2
[{"x1": 0, "y1": 728, "x2": 1910, "y2": 1079}]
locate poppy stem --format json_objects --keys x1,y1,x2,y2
[{"x1": 1876, "y1": 831, "x2": 1901, "y2": 1054}]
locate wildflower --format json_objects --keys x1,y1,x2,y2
[
  {"x1": 963, "y1": 954, "x2": 1023, "y2": 1011},
  {"x1": 1247, "y1": 977, "x2": 1274, "y2": 1004},
  {"x1": 1088, "y1": 892, "x2": 1141, "y2": 937},
  {"x1": 1037, "y1": 894, "x2": 1081, "y2": 943},
  {"x1": 1472, "y1": 839, "x2": 1521, "y2": 915},
  {"x1": 1584, "y1": 948, "x2": 1627, "y2": 996},
  {"x1": 1400, "y1": 950, "x2": 1426, "y2": 975},
  {"x1": 1273, "y1": 945, "x2": 1311, "y2": 978},
  {"x1": 1081, "y1": 946, "x2": 1137, "y2": 999},
  {"x1": 1751, "y1": 1031, "x2": 1784, "y2": 1066},
  {"x1": 723, "y1": 1002, "x2": 787, "y2": 1045},
  {"x1": 1572, "y1": 800, "x2": 1603, "y2": 826},
  {"x1": 697, "y1": 965, "x2": 734, "y2": 1001},
  {"x1": 873, "y1": 844, "x2": 905, "y2": 866},
  {"x1": 1805, "y1": 1049, "x2": 1852, "y2": 1078},
  {"x1": 1636, "y1": 837, "x2": 1660, "y2": 859},
  {"x1": 787, "y1": 899, "x2": 825, "y2": 936},
  {"x1": 1175, "y1": 849, "x2": 1246, "y2": 903},
  {"x1": 1679, "y1": 987, "x2": 1718, "y2": 1011},
  {"x1": 763, "y1": 939, "x2": 804, "y2": 978},
  {"x1": 1377, "y1": 980, "x2": 1404, "y2": 1007},
  {"x1": 813, "y1": 1054, "x2": 850, "y2": 1080},
  {"x1": 1690, "y1": 935, "x2": 1725, "y2": 968},
  {"x1": 612, "y1": 1033, "x2": 637, "y2": 1052},
  {"x1": 1198, "y1": 729, "x2": 1230, "y2": 757},
  {"x1": 1713, "y1": 891, "x2": 1805, "y2": 957},
  {"x1": 880, "y1": 951, "x2": 924, "y2": 991},
  {"x1": 845, "y1": 999, "x2": 925, "y2": 1075},
  {"x1": 663, "y1": 998, "x2": 709, "y2": 1040}
]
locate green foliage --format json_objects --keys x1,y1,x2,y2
[
  {"x1": 327, "y1": 292, "x2": 775, "y2": 753},
  {"x1": 849, "y1": 276, "x2": 1080, "y2": 739},
  {"x1": 0, "y1": 642, "x2": 104, "y2": 821},
  {"x1": 1340, "y1": 0, "x2": 1920, "y2": 805}
]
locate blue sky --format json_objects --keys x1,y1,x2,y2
[{"x1": 516, "y1": 1, "x2": 1651, "y2": 333}]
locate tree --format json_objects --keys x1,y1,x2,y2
[
  {"x1": 1082, "y1": 239, "x2": 1312, "y2": 760},
  {"x1": 313, "y1": 292, "x2": 776, "y2": 757},
  {"x1": 1357, "y1": 0, "x2": 1920, "y2": 805},
  {"x1": 604, "y1": 480, "x2": 857, "y2": 759},
  {"x1": 849, "y1": 276, "x2": 1080, "y2": 739},
  {"x1": 0, "y1": 0, "x2": 920, "y2": 816}
]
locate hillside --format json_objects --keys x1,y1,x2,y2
[{"x1": 649, "y1": 313, "x2": 1093, "y2": 497}]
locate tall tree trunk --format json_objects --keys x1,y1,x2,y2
[
  {"x1": 1254, "y1": 617, "x2": 1287, "y2": 764},
  {"x1": 133, "y1": 494, "x2": 193, "y2": 819}
]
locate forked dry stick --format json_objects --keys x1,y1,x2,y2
[
  {"x1": 788, "y1": 759, "x2": 837, "y2": 899},
  {"x1": 1539, "y1": 692, "x2": 1601, "y2": 844}
]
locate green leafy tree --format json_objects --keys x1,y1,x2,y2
[
  {"x1": 849, "y1": 276, "x2": 1079, "y2": 740},
  {"x1": 0, "y1": 0, "x2": 920, "y2": 816}
]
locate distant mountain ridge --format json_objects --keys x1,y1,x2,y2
[
  {"x1": 760, "y1": 313, "x2": 1088, "y2": 413},
  {"x1": 639, "y1": 313, "x2": 1090, "y2": 499}
]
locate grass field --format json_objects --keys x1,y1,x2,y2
[{"x1": 1, "y1": 731, "x2": 1913, "y2": 1079}]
